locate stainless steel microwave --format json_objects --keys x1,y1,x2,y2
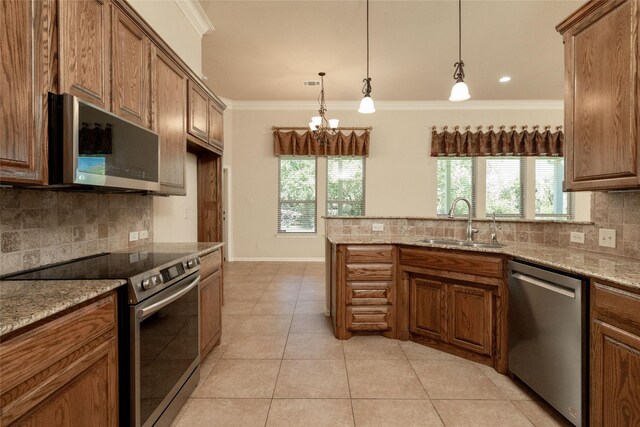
[{"x1": 48, "y1": 93, "x2": 161, "y2": 192}]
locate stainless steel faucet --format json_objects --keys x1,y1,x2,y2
[
  {"x1": 490, "y1": 212, "x2": 499, "y2": 244},
  {"x1": 448, "y1": 197, "x2": 478, "y2": 242}
]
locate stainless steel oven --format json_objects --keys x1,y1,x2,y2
[{"x1": 131, "y1": 272, "x2": 200, "y2": 427}]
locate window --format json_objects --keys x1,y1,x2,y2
[
  {"x1": 486, "y1": 158, "x2": 524, "y2": 218},
  {"x1": 437, "y1": 158, "x2": 475, "y2": 216},
  {"x1": 436, "y1": 156, "x2": 572, "y2": 220},
  {"x1": 535, "y1": 158, "x2": 572, "y2": 219},
  {"x1": 327, "y1": 157, "x2": 366, "y2": 217},
  {"x1": 278, "y1": 157, "x2": 317, "y2": 233}
]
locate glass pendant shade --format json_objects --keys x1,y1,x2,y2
[
  {"x1": 328, "y1": 119, "x2": 339, "y2": 129},
  {"x1": 449, "y1": 80, "x2": 470, "y2": 102},
  {"x1": 309, "y1": 121, "x2": 316, "y2": 131},
  {"x1": 358, "y1": 95, "x2": 376, "y2": 114},
  {"x1": 311, "y1": 116, "x2": 322, "y2": 127}
]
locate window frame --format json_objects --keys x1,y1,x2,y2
[
  {"x1": 325, "y1": 156, "x2": 367, "y2": 217},
  {"x1": 277, "y1": 156, "x2": 318, "y2": 234}
]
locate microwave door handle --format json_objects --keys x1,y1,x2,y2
[
  {"x1": 136, "y1": 276, "x2": 200, "y2": 320},
  {"x1": 512, "y1": 272, "x2": 575, "y2": 299}
]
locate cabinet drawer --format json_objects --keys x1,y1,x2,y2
[
  {"x1": 346, "y1": 264, "x2": 393, "y2": 281},
  {"x1": 201, "y1": 249, "x2": 222, "y2": 278},
  {"x1": 346, "y1": 245, "x2": 393, "y2": 263},
  {"x1": 346, "y1": 282, "x2": 392, "y2": 305},
  {"x1": 400, "y1": 247, "x2": 503, "y2": 278},
  {"x1": 346, "y1": 306, "x2": 391, "y2": 332},
  {"x1": 592, "y1": 282, "x2": 640, "y2": 331}
]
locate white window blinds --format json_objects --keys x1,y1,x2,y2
[
  {"x1": 486, "y1": 158, "x2": 524, "y2": 218},
  {"x1": 327, "y1": 157, "x2": 366, "y2": 217},
  {"x1": 535, "y1": 158, "x2": 572, "y2": 219},
  {"x1": 278, "y1": 157, "x2": 317, "y2": 233}
]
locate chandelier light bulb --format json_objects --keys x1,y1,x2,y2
[
  {"x1": 358, "y1": 95, "x2": 376, "y2": 114},
  {"x1": 309, "y1": 121, "x2": 316, "y2": 131},
  {"x1": 329, "y1": 119, "x2": 339, "y2": 129},
  {"x1": 449, "y1": 79, "x2": 470, "y2": 102},
  {"x1": 311, "y1": 116, "x2": 322, "y2": 127}
]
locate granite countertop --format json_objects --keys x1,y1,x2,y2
[
  {"x1": 326, "y1": 235, "x2": 640, "y2": 290},
  {"x1": 323, "y1": 216, "x2": 594, "y2": 225},
  {"x1": 0, "y1": 242, "x2": 225, "y2": 338}
]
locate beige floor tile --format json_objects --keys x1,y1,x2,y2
[
  {"x1": 346, "y1": 359, "x2": 428, "y2": 399},
  {"x1": 221, "y1": 300, "x2": 257, "y2": 315},
  {"x1": 192, "y1": 352, "x2": 220, "y2": 395},
  {"x1": 512, "y1": 400, "x2": 573, "y2": 427},
  {"x1": 266, "y1": 399, "x2": 354, "y2": 427},
  {"x1": 274, "y1": 359, "x2": 350, "y2": 398},
  {"x1": 290, "y1": 314, "x2": 335, "y2": 335},
  {"x1": 175, "y1": 399, "x2": 271, "y2": 427},
  {"x1": 298, "y1": 289, "x2": 325, "y2": 301},
  {"x1": 284, "y1": 334, "x2": 344, "y2": 359},
  {"x1": 411, "y1": 359, "x2": 507, "y2": 400},
  {"x1": 224, "y1": 287, "x2": 264, "y2": 302},
  {"x1": 300, "y1": 281, "x2": 325, "y2": 291},
  {"x1": 294, "y1": 299, "x2": 326, "y2": 314},
  {"x1": 260, "y1": 290, "x2": 300, "y2": 301},
  {"x1": 474, "y1": 363, "x2": 537, "y2": 401},
  {"x1": 343, "y1": 335, "x2": 406, "y2": 360},
  {"x1": 234, "y1": 314, "x2": 293, "y2": 335},
  {"x1": 251, "y1": 299, "x2": 297, "y2": 314},
  {"x1": 352, "y1": 399, "x2": 444, "y2": 427},
  {"x1": 267, "y1": 282, "x2": 302, "y2": 292},
  {"x1": 400, "y1": 340, "x2": 465, "y2": 361},
  {"x1": 196, "y1": 359, "x2": 281, "y2": 398},
  {"x1": 169, "y1": 398, "x2": 194, "y2": 427},
  {"x1": 272, "y1": 274, "x2": 304, "y2": 282},
  {"x1": 432, "y1": 400, "x2": 533, "y2": 426},
  {"x1": 221, "y1": 334, "x2": 287, "y2": 359},
  {"x1": 245, "y1": 273, "x2": 276, "y2": 282}
]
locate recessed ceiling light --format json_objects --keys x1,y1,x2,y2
[{"x1": 499, "y1": 76, "x2": 511, "y2": 83}]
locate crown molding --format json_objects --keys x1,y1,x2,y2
[
  {"x1": 174, "y1": 0, "x2": 214, "y2": 37},
  {"x1": 225, "y1": 99, "x2": 564, "y2": 111}
]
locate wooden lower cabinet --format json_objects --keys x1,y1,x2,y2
[
  {"x1": 591, "y1": 281, "x2": 640, "y2": 425},
  {"x1": 0, "y1": 292, "x2": 118, "y2": 426},
  {"x1": 199, "y1": 250, "x2": 223, "y2": 359},
  {"x1": 410, "y1": 277, "x2": 447, "y2": 342}
]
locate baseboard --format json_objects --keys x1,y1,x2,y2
[{"x1": 229, "y1": 256, "x2": 325, "y2": 262}]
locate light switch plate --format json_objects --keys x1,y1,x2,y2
[
  {"x1": 129, "y1": 231, "x2": 139, "y2": 242},
  {"x1": 372, "y1": 223, "x2": 384, "y2": 232},
  {"x1": 599, "y1": 228, "x2": 616, "y2": 248},
  {"x1": 139, "y1": 230, "x2": 149, "y2": 239},
  {"x1": 570, "y1": 232, "x2": 584, "y2": 244}
]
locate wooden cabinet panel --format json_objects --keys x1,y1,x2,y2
[
  {"x1": 346, "y1": 282, "x2": 392, "y2": 306},
  {"x1": 346, "y1": 264, "x2": 393, "y2": 281},
  {"x1": 188, "y1": 80, "x2": 209, "y2": 142},
  {"x1": 400, "y1": 247, "x2": 503, "y2": 279},
  {"x1": 58, "y1": 0, "x2": 111, "y2": 109},
  {"x1": 200, "y1": 270, "x2": 222, "y2": 359},
  {"x1": 111, "y1": 6, "x2": 150, "y2": 128},
  {"x1": 558, "y1": 0, "x2": 640, "y2": 190},
  {"x1": 0, "y1": 0, "x2": 50, "y2": 184},
  {"x1": 208, "y1": 100, "x2": 223, "y2": 148},
  {"x1": 346, "y1": 305, "x2": 392, "y2": 332},
  {"x1": 410, "y1": 277, "x2": 447, "y2": 341},
  {"x1": 447, "y1": 284, "x2": 493, "y2": 355},
  {"x1": 151, "y1": 46, "x2": 186, "y2": 195},
  {"x1": 346, "y1": 245, "x2": 393, "y2": 263},
  {"x1": 200, "y1": 249, "x2": 222, "y2": 279}
]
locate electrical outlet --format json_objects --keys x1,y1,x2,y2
[
  {"x1": 129, "y1": 231, "x2": 139, "y2": 242},
  {"x1": 372, "y1": 223, "x2": 384, "y2": 232},
  {"x1": 570, "y1": 232, "x2": 585, "y2": 244},
  {"x1": 599, "y1": 228, "x2": 616, "y2": 248},
  {"x1": 139, "y1": 230, "x2": 149, "y2": 239},
  {"x1": 184, "y1": 208, "x2": 189, "y2": 220}
]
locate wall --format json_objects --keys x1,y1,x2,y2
[
  {"x1": 227, "y1": 102, "x2": 591, "y2": 260},
  {"x1": 0, "y1": 188, "x2": 153, "y2": 275}
]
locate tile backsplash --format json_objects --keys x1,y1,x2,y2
[
  {"x1": 0, "y1": 188, "x2": 153, "y2": 275},
  {"x1": 325, "y1": 192, "x2": 640, "y2": 259}
]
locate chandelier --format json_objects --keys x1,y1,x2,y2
[{"x1": 308, "y1": 72, "x2": 339, "y2": 144}]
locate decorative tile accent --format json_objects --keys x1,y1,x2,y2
[{"x1": 0, "y1": 188, "x2": 153, "y2": 275}]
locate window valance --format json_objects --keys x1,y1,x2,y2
[
  {"x1": 273, "y1": 128, "x2": 371, "y2": 157},
  {"x1": 430, "y1": 125, "x2": 564, "y2": 157}
]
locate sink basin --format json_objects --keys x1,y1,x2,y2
[{"x1": 421, "y1": 238, "x2": 504, "y2": 249}]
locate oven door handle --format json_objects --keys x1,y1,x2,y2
[{"x1": 136, "y1": 276, "x2": 200, "y2": 320}]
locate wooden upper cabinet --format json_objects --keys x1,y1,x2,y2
[
  {"x1": 0, "y1": 0, "x2": 50, "y2": 184},
  {"x1": 58, "y1": 0, "x2": 111, "y2": 109},
  {"x1": 208, "y1": 99, "x2": 224, "y2": 148},
  {"x1": 188, "y1": 80, "x2": 209, "y2": 142},
  {"x1": 111, "y1": 6, "x2": 150, "y2": 128},
  {"x1": 557, "y1": 0, "x2": 640, "y2": 191},
  {"x1": 151, "y1": 46, "x2": 186, "y2": 195}
]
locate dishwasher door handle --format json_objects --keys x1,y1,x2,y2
[{"x1": 512, "y1": 272, "x2": 576, "y2": 299}]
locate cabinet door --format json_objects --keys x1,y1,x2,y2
[
  {"x1": 410, "y1": 277, "x2": 447, "y2": 341},
  {"x1": 208, "y1": 99, "x2": 224, "y2": 148},
  {"x1": 188, "y1": 80, "x2": 209, "y2": 142},
  {"x1": 0, "y1": 0, "x2": 49, "y2": 184},
  {"x1": 111, "y1": 7, "x2": 150, "y2": 128},
  {"x1": 151, "y1": 46, "x2": 186, "y2": 195},
  {"x1": 563, "y1": 0, "x2": 640, "y2": 190},
  {"x1": 58, "y1": 0, "x2": 110, "y2": 109},
  {"x1": 200, "y1": 270, "x2": 222, "y2": 359},
  {"x1": 447, "y1": 284, "x2": 493, "y2": 355}
]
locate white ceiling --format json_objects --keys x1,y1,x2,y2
[{"x1": 199, "y1": 0, "x2": 584, "y2": 101}]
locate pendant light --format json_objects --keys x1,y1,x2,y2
[
  {"x1": 358, "y1": 0, "x2": 375, "y2": 113},
  {"x1": 308, "y1": 72, "x2": 339, "y2": 145},
  {"x1": 449, "y1": 0, "x2": 470, "y2": 102}
]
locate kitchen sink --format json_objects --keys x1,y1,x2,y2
[{"x1": 421, "y1": 238, "x2": 504, "y2": 249}]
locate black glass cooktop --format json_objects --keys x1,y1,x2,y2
[{"x1": 3, "y1": 252, "x2": 192, "y2": 281}]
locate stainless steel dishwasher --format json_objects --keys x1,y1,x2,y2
[{"x1": 508, "y1": 261, "x2": 588, "y2": 426}]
